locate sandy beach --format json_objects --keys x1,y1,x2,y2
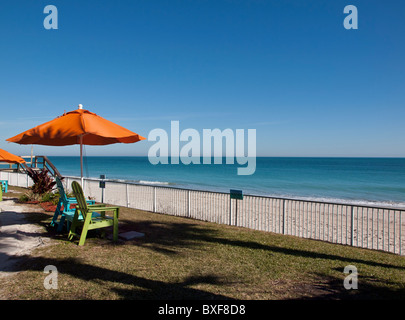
[{"x1": 0, "y1": 196, "x2": 50, "y2": 277}]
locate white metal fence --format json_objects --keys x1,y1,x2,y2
[
  {"x1": 2, "y1": 171, "x2": 404, "y2": 256},
  {"x1": 0, "y1": 171, "x2": 34, "y2": 189}
]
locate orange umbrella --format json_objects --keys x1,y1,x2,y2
[
  {"x1": 0, "y1": 148, "x2": 26, "y2": 164},
  {"x1": 7, "y1": 104, "x2": 146, "y2": 183}
]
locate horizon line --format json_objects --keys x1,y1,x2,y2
[{"x1": 31, "y1": 155, "x2": 405, "y2": 159}]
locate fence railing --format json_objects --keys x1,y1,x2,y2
[
  {"x1": 0, "y1": 171, "x2": 34, "y2": 189},
  {"x1": 2, "y1": 171, "x2": 404, "y2": 256}
]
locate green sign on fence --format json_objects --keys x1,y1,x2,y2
[
  {"x1": 230, "y1": 189, "x2": 243, "y2": 200},
  {"x1": 99, "y1": 175, "x2": 106, "y2": 189}
]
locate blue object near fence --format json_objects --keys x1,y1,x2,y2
[{"x1": 0, "y1": 180, "x2": 8, "y2": 193}]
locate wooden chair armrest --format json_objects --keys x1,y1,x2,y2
[
  {"x1": 90, "y1": 206, "x2": 119, "y2": 219},
  {"x1": 90, "y1": 206, "x2": 120, "y2": 211},
  {"x1": 88, "y1": 204, "x2": 105, "y2": 208}
]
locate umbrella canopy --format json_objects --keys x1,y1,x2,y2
[
  {"x1": 0, "y1": 148, "x2": 26, "y2": 164},
  {"x1": 7, "y1": 105, "x2": 146, "y2": 183},
  {"x1": 7, "y1": 107, "x2": 145, "y2": 146}
]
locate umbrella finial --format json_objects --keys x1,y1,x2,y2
[{"x1": 78, "y1": 104, "x2": 83, "y2": 109}]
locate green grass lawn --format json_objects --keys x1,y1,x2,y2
[{"x1": 1, "y1": 186, "x2": 405, "y2": 300}]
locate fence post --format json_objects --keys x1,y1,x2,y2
[
  {"x1": 282, "y1": 199, "x2": 286, "y2": 234},
  {"x1": 235, "y1": 198, "x2": 238, "y2": 226},
  {"x1": 187, "y1": 190, "x2": 191, "y2": 218},
  {"x1": 126, "y1": 183, "x2": 129, "y2": 208},
  {"x1": 350, "y1": 206, "x2": 354, "y2": 246},
  {"x1": 153, "y1": 187, "x2": 156, "y2": 213},
  {"x1": 229, "y1": 196, "x2": 232, "y2": 226},
  {"x1": 400, "y1": 211, "x2": 402, "y2": 256}
]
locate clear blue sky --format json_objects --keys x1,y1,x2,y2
[{"x1": 0, "y1": 0, "x2": 404, "y2": 157}]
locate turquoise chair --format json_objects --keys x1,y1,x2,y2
[
  {"x1": 51, "y1": 177, "x2": 95, "y2": 232},
  {"x1": 0, "y1": 180, "x2": 8, "y2": 193}
]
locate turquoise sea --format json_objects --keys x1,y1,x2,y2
[{"x1": 47, "y1": 156, "x2": 405, "y2": 207}]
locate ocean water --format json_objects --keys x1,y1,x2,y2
[{"x1": 47, "y1": 156, "x2": 405, "y2": 207}]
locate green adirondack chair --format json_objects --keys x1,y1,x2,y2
[
  {"x1": 68, "y1": 181, "x2": 119, "y2": 246},
  {"x1": 51, "y1": 177, "x2": 96, "y2": 232}
]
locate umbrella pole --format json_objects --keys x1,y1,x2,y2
[{"x1": 80, "y1": 135, "x2": 84, "y2": 186}]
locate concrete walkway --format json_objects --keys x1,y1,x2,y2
[{"x1": 0, "y1": 197, "x2": 50, "y2": 277}]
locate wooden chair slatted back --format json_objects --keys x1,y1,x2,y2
[{"x1": 71, "y1": 181, "x2": 89, "y2": 219}]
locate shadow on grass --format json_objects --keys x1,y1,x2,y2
[
  {"x1": 117, "y1": 215, "x2": 405, "y2": 271},
  {"x1": 3, "y1": 204, "x2": 405, "y2": 299},
  {"x1": 39, "y1": 209, "x2": 405, "y2": 272},
  {"x1": 204, "y1": 237, "x2": 405, "y2": 270},
  {"x1": 1, "y1": 208, "x2": 233, "y2": 299},
  {"x1": 292, "y1": 271, "x2": 405, "y2": 300},
  {"x1": 11, "y1": 256, "x2": 232, "y2": 300},
  {"x1": 20, "y1": 201, "x2": 405, "y2": 272}
]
